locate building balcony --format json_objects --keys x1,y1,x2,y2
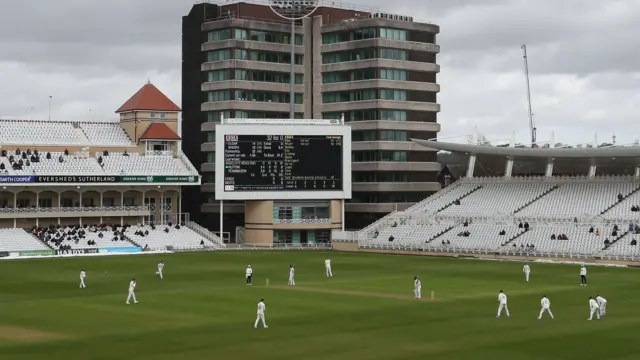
[
  {"x1": 351, "y1": 141, "x2": 436, "y2": 152},
  {"x1": 322, "y1": 79, "x2": 439, "y2": 93},
  {"x1": 321, "y1": 99, "x2": 440, "y2": 113},
  {"x1": 322, "y1": 59, "x2": 439, "y2": 73},
  {"x1": 0, "y1": 206, "x2": 151, "y2": 219},
  {"x1": 352, "y1": 182, "x2": 441, "y2": 192},
  {"x1": 273, "y1": 218, "x2": 332, "y2": 224},
  {"x1": 351, "y1": 161, "x2": 441, "y2": 172},
  {"x1": 321, "y1": 38, "x2": 440, "y2": 54}
]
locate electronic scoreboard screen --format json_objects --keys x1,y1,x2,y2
[{"x1": 223, "y1": 134, "x2": 343, "y2": 192}]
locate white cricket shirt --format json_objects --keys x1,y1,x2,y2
[
  {"x1": 80, "y1": 271, "x2": 86, "y2": 279},
  {"x1": 523, "y1": 265, "x2": 530, "y2": 273},
  {"x1": 580, "y1": 267, "x2": 587, "y2": 276},
  {"x1": 414, "y1": 279, "x2": 421, "y2": 288},
  {"x1": 246, "y1": 267, "x2": 253, "y2": 277},
  {"x1": 498, "y1": 293, "x2": 507, "y2": 304},
  {"x1": 541, "y1": 297, "x2": 550, "y2": 308},
  {"x1": 257, "y1": 301, "x2": 265, "y2": 315},
  {"x1": 129, "y1": 281, "x2": 136, "y2": 292},
  {"x1": 589, "y1": 299, "x2": 599, "y2": 309},
  {"x1": 325, "y1": 259, "x2": 331, "y2": 267},
  {"x1": 596, "y1": 296, "x2": 607, "y2": 305}
]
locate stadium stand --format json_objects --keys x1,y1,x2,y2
[
  {"x1": 342, "y1": 175, "x2": 640, "y2": 260},
  {"x1": 0, "y1": 82, "x2": 226, "y2": 255}
]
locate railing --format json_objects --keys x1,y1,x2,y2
[
  {"x1": 146, "y1": 150, "x2": 173, "y2": 156},
  {"x1": 236, "y1": 226, "x2": 245, "y2": 244},
  {"x1": 273, "y1": 218, "x2": 331, "y2": 224},
  {"x1": 222, "y1": 243, "x2": 332, "y2": 250},
  {"x1": 186, "y1": 220, "x2": 225, "y2": 248},
  {"x1": 0, "y1": 205, "x2": 150, "y2": 213},
  {"x1": 180, "y1": 150, "x2": 200, "y2": 175}
]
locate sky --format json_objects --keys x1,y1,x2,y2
[{"x1": 0, "y1": 0, "x2": 638, "y2": 146}]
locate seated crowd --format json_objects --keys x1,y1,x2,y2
[{"x1": 32, "y1": 224, "x2": 129, "y2": 249}]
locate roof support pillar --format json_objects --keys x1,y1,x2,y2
[
  {"x1": 635, "y1": 167, "x2": 640, "y2": 179},
  {"x1": 545, "y1": 159, "x2": 554, "y2": 177},
  {"x1": 504, "y1": 156, "x2": 514, "y2": 178},
  {"x1": 588, "y1": 165, "x2": 597, "y2": 177},
  {"x1": 466, "y1": 155, "x2": 476, "y2": 178}
]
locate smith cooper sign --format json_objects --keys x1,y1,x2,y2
[{"x1": 0, "y1": 175, "x2": 199, "y2": 184}]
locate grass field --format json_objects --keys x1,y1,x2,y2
[{"x1": 0, "y1": 251, "x2": 639, "y2": 360}]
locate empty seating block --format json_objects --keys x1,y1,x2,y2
[
  {"x1": 602, "y1": 190, "x2": 640, "y2": 220},
  {"x1": 364, "y1": 218, "x2": 455, "y2": 248},
  {"x1": 602, "y1": 235, "x2": 640, "y2": 257},
  {"x1": 507, "y1": 225, "x2": 620, "y2": 255},
  {"x1": 518, "y1": 181, "x2": 639, "y2": 217},
  {"x1": 410, "y1": 184, "x2": 479, "y2": 212},
  {"x1": 99, "y1": 153, "x2": 191, "y2": 176},
  {"x1": 127, "y1": 225, "x2": 212, "y2": 250},
  {"x1": 80, "y1": 123, "x2": 133, "y2": 146},
  {"x1": 0, "y1": 228, "x2": 50, "y2": 251},
  {"x1": 440, "y1": 183, "x2": 554, "y2": 215},
  {"x1": 0, "y1": 120, "x2": 81, "y2": 145}
]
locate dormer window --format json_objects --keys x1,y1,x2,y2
[
  {"x1": 150, "y1": 112, "x2": 156, "y2": 118},
  {"x1": 160, "y1": 112, "x2": 166, "y2": 119}
]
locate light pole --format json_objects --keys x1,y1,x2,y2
[
  {"x1": 267, "y1": 0, "x2": 319, "y2": 119},
  {"x1": 48, "y1": 95, "x2": 52, "y2": 121}
]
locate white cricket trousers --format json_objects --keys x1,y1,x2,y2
[
  {"x1": 589, "y1": 308, "x2": 600, "y2": 320},
  {"x1": 599, "y1": 303, "x2": 607, "y2": 316},
  {"x1": 126, "y1": 290, "x2": 137, "y2": 303},
  {"x1": 497, "y1": 303, "x2": 510, "y2": 317},
  {"x1": 254, "y1": 314, "x2": 267, "y2": 328},
  {"x1": 288, "y1": 275, "x2": 295, "y2": 286},
  {"x1": 326, "y1": 267, "x2": 332, "y2": 277},
  {"x1": 538, "y1": 307, "x2": 554, "y2": 319},
  {"x1": 156, "y1": 270, "x2": 163, "y2": 279},
  {"x1": 414, "y1": 287, "x2": 422, "y2": 299},
  {"x1": 525, "y1": 272, "x2": 530, "y2": 282},
  {"x1": 79, "y1": 278, "x2": 86, "y2": 288}
]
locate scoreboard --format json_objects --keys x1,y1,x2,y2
[
  {"x1": 215, "y1": 123, "x2": 351, "y2": 200},
  {"x1": 223, "y1": 135, "x2": 343, "y2": 191}
]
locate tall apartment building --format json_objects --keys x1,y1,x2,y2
[{"x1": 182, "y1": 1, "x2": 441, "y2": 233}]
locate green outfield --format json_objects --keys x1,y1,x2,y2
[{"x1": 0, "y1": 251, "x2": 639, "y2": 360}]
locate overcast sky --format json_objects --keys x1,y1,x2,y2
[{"x1": 0, "y1": 0, "x2": 638, "y2": 146}]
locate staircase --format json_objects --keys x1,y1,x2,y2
[
  {"x1": 437, "y1": 185, "x2": 482, "y2": 212},
  {"x1": 425, "y1": 225, "x2": 456, "y2": 244},
  {"x1": 29, "y1": 232, "x2": 54, "y2": 250},
  {"x1": 600, "y1": 186, "x2": 640, "y2": 215},
  {"x1": 501, "y1": 228, "x2": 528, "y2": 247},
  {"x1": 601, "y1": 230, "x2": 629, "y2": 250},
  {"x1": 514, "y1": 185, "x2": 558, "y2": 214},
  {"x1": 122, "y1": 234, "x2": 142, "y2": 248},
  {"x1": 186, "y1": 221, "x2": 225, "y2": 248},
  {"x1": 0, "y1": 157, "x2": 15, "y2": 175},
  {"x1": 73, "y1": 126, "x2": 91, "y2": 146}
]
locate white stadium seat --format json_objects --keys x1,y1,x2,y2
[
  {"x1": 80, "y1": 123, "x2": 133, "y2": 146},
  {"x1": 126, "y1": 225, "x2": 216, "y2": 250},
  {"x1": 98, "y1": 153, "x2": 192, "y2": 176},
  {"x1": 0, "y1": 228, "x2": 51, "y2": 251}
]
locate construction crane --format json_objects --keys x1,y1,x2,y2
[{"x1": 521, "y1": 44, "x2": 536, "y2": 147}]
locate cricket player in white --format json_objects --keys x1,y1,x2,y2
[
  {"x1": 588, "y1": 296, "x2": 600, "y2": 320},
  {"x1": 325, "y1": 258, "x2": 333, "y2": 277},
  {"x1": 414, "y1": 276, "x2": 422, "y2": 299},
  {"x1": 246, "y1": 265, "x2": 253, "y2": 285},
  {"x1": 523, "y1": 264, "x2": 531, "y2": 282},
  {"x1": 580, "y1": 265, "x2": 588, "y2": 286},
  {"x1": 126, "y1": 278, "x2": 138, "y2": 304},
  {"x1": 497, "y1": 290, "x2": 510, "y2": 318},
  {"x1": 288, "y1": 265, "x2": 295, "y2": 286},
  {"x1": 538, "y1": 295, "x2": 554, "y2": 319},
  {"x1": 254, "y1": 298, "x2": 268, "y2": 328},
  {"x1": 79, "y1": 268, "x2": 87, "y2": 289},
  {"x1": 155, "y1": 261, "x2": 164, "y2": 280},
  {"x1": 596, "y1": 295, "x2": 607, "y2": 316}
]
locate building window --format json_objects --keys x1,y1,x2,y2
[
  {"x1": 351, "y1": 68, "x2": 376, "y2": 81},
  {"x1": 351, "y1": 28, "x2": 376, "y2": 40},
  {"x1": 203, "y1": 173, "x2": 214, "y2": 183},
  {"x1": 352, "y1": 151, "x2": 408, "y2": 162},
  {"x1": 206, "y1": 152, "x2": 215, "y2": 163},
  {"x1": 382, "y1": 151, "x2": 407, "y2": 161},
  {"x1": 207, "y1": 91, "x2": 231, "y2": 102},
  {"x1": 103, "y1": 198, "x2": 115, "y2": 207},
  {"x1": 207, "y1": 29, "x2": 231, "y2": 42},
  {"x1": 300, "y1": 205, "x2": 330, "y2": 219},
  {"x1": 38, "y1": 198, "x2": 52, "y2": 208},
  {"x1": 159, "y1": 113, "x2": 166, "y2": 119},
  {"x1": 323, "y1": 110, "x2": 378, "y2": 122},
  {"x1": 380, "y1": 130, "x2": 408, "y2": 141},
  {"x1": 150, "y1": 112, "x2": 156, "y2": 118},
  {"x1": 379, "y1": 48, "x2": 407, "y2": 61},
  {"x1": 236, "y1": 111, "x2": 303, "y2": 119},
  {"x1": 234, "y1": 29, "x2": 248, "y2": 40},
  {"x1": 206, "y1": 132, "x2": 215, "y2": 142},
  {"x1": 322, "y1": 72, "x2": 349, "y2": 84},
  {"x1": 380, "y1": 69, "x2": 407, "y2": 80},
  {"x1": 352, "y1": 131, "x2": 377, "y2": 142},
  {"x1": 379, "y1": 28, "x2": 407, "y2": 41},
  {"x1": 322, "y1": 48, "x2": 375, "y2": 63},
  {"x1": 322, "y1": 28, "x2": 375, "y2": 44},
  {"x1": 322, "y1": 90, "x2": 376, "y2": 103},
  {"x1": 380, "y1": 89, "x2": 407, "y2": 101},
  {"x1": 206, "y1": 49, "x2": 232, "y2": 62},
  {"x1": 235, "y1": 90, "x2": 302, "y2": 104},
  {"x1": 275, "y1": 205, "x2": 293, "y2": 220},
  {"x1": 249, "y1": 50, "x2": 303, "y2": 65},
  {"x1": 206, "y1": 111, "x2": 231, "y2": 122},
  {"x1": 354, "y1": 172, "x2": 409, "y2": 182},
  {"x1": 207, "y1": 70, "x2": 231, "y2": 82},
  {"x1": 380, "y1": 110, "x2": 407, "y2": 121}
]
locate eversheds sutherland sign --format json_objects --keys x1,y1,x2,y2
[{"x1": 0, "y1": 175, "x2": 198, "y2": 184}]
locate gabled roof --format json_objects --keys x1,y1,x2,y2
[
  {"x1": 116, "y1": 82, "x2": 181, "y2": 113},
  {"x1": 139, "y1": 123, "x2": 182, "y2": 141}
]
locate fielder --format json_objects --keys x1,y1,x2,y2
[
  {"x1": 414, "y1": 276, "x2": 422, "y2": 299},
  {"x1": 497, "y1": 290, "x2": 510, "y2": 318},
  {"x1": 523, "y1": 263, "x2": 530, "y2": 282},
  {"x1": 155, "y1": 261, "x2": 164, "y2": 279},
  {"x1": 538, "y1": 295, "x2": 554, "y2": 319},
  {"x1": 254, "y1": 298, "x2": 268, "y2": 329},
  {"x1": 126, "y1": 278, "x2": 138, "y2": 304},
  {"x1": 580, "y1": 265, "x2": 588, "y2": 286},
  {"x1": 79, "y1": 268, "x2": 87, "y2": 289},
  {"x1": 325, "y1": 258, "x2": 333, "y2": 277},
  {"x1": 288, "y1": 265, "x2": 295, "y2": 286},
  {"x1": 596, "y1": 295, "x2": 607, "y2": 316},
  {"x1": 588, "y1": 296, "x2": 600, "y2": 320},
  {"x1": 246, "y1": 265, "x2": 253, "y2": 285}
]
